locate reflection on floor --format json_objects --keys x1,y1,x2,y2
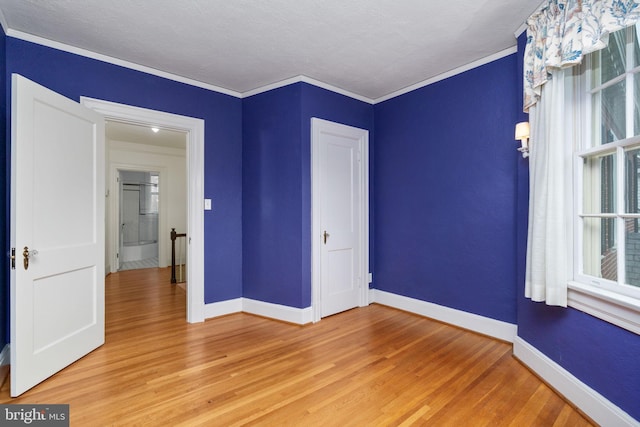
[{"x1": 119, "y1": 256, "x2": 159, "y2": 271}]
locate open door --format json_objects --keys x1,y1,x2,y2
[{"x1": 10, "y1": 74, "x2": 105, "y2": 396}]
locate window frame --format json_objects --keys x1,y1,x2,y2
[{"x1": 571, "y1": 26, "x2": 640, "y2": 335}]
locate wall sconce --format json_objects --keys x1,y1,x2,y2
[{"x1": 515, "y1": 121, "x2": 530, "y2": 158}]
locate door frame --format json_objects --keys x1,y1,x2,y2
[
  {"x1": 81, "y1": 97, "x2": 205, "y2": 323},
  {"x1": 113, "y1": 165, "x2": 168, "y2": 271},
  {"x1": 311, "y1": 118, "x2": 370, "y2": 322}
]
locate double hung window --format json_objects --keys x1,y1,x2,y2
[{"x1": 575, "y1": 25, "x2": 640, "y2": 309}]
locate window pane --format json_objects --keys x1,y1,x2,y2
[
  {"x1": 583, "y1": 217, "x2": 617, "y2": 281},
  {"x1": 625, "y1": 148, "x2": 640, "y2": 212},
  {"x1": 583, "y1": 153, "x2": 616, "y2": 214},
  {"x1": 591, "y1": 30, "x2": 627, "y2": 88},
  {"x1": 593, "y1": 80, "x2": 627, "y2": 144},
  {"x1": 625, "y1": 218, "x2": 640, "y2": 287}
]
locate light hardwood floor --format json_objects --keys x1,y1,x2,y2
[{"x1": 0, "y1": 268, "x2": 593, "y2": 426}]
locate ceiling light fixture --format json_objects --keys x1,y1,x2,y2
[{"x1": 151, "y1": 127, "x2": 159, "y2": 133}]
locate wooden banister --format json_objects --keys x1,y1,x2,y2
[{"x1": 170, "y1": 228, "x2": 187, "y2": 284}]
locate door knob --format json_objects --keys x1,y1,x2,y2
[
  {"x1": 323, "y1": 230, "x2": 330, "y2": 244},
  {"x1": 23, "y1": 246, "x2": 38, "y2": 270}
]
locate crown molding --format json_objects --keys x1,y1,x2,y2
[
  {"x1": 241, "y1": 75, "x2": 303, "y2": 99},
  {"x1": 6, "y1": 29, "x2": 243, "y2": 98},
  {"x1": 0, "y1": 8, "x2": 7, "y2": 35},
  {"x1": 374, "y1": 45, "x2": 518, "y2": 103},
  {"x1": 242, "y1": 75, "x2": 375, "y2": 104},
  {"x1": 6, "y1": 29, "x2": 518, "y2": 105},
  {"x1": 514, "y1": 22, "x2": 528, "y2": 38}
]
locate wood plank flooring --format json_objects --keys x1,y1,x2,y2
[{"x1": 0, "y1": 268, "x2": 593, "y2": 426}]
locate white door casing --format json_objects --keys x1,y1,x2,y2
[
  {"x1": 80, "y1": 97, "x2": 205, "y2": 323},
  {"x1": 10, "y1": 74, "x2": 105, "y2": 396},
  {"x1": 311, "y1": 118, "x2": 369, "y2": 321}
]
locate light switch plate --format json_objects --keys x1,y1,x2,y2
[{"x1": 204, "y1": 199, "x2": 212, "y2": 210}]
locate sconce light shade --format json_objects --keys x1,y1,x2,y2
[
  {"x1": 515, "y1": 122, "x2": 530, "y2": 140},
  {"x1": 515, "y1": 121, "x2": 530, "y2": 158}
]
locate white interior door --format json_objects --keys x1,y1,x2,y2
[
  {"x1": 312, "y1": 118, "x2": 369, "y2": 319},
  {"x1": 10, "y1": 74, "x2": 105, "y2": 396}
]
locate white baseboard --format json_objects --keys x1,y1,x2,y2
[
  {"x1": 203, "y1": 298, "x2": 312, "y2": 325},
  {"x1": 0, "y1": 344, "x2": 9, "y2": 366},
  {"x1": 243, "y1": 298, "x2": 312, "y2": 325},
  {"x1": 203, "y1": 289, "x2": 518, "y2": 335},
  {"x1": 204, "y1": 298, "x2": 243, "y2": 319},
  {"x1": 514, "y1": 337, "x2": 638, "y2": 426},
  {"x1": 370, "y1": 289, "x2": 517, "y2": 342}
]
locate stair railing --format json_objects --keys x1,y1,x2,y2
[{"x1": 170, "y1": 228, "x2": 187, "y2": 284}]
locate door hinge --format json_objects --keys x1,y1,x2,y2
[{"x1": 10, "y1": 248, "x2": 16, "y2": 270}]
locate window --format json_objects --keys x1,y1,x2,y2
[
  {"x1": 149, "y1": 173, "x2": 159, "y2": 214},
  {"x1": 573, "y1": 25, "x2": 640, "y2": 332}
]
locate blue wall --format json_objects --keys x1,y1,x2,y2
[
  {"x1": 373, "y1": 55, "x2": 519, "y2": 324},
  {"x1": 514, "y1": 33, "x2": 640, "y2": 421},
  {"x1": 242, "y1": 84, "x2": 304, "y2": 306},
  {"x1": 242, "y1": 82, "x2": 373, "y2": 308},
  {"x1": 4, "y1": 37, "x2": 244, "y2": 305}
]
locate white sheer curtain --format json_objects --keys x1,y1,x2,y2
[{"x1": 525, "y1": 69, "x2": 572, "y2": 307}]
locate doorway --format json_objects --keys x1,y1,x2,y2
[
  {"x1": 81, "y1": 97, "x2": 206, "y2": 323},
  {"x1": 105, "y1": 119, "x2": 187, "y2": 274},
  {"x1": 311, "y1": 118, "x2": 370, "y2": 322},
  {"x1": 118, "y1": 169, "x2": 160, "y2": 271}
]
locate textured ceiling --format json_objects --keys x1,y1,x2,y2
[{"x1": 0, "y1": 0, "x2": 541, "y2": 101}]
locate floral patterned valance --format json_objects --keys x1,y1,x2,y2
[{"x1": 524, "y1": 0, "x2": 640, "y2": 111}]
